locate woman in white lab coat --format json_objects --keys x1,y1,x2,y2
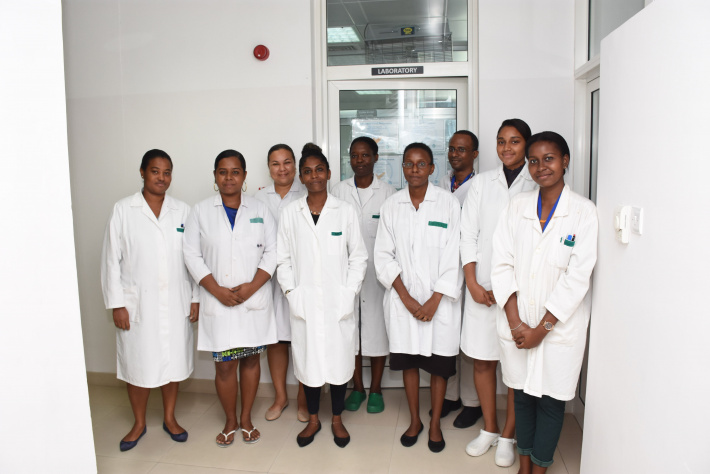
[
  {"x1": 491, "y1": 132, "x2": 598, "y2": 474},
  {"x1": 331, "y1": 137, "x2": 396, "y2": 414},
  {"x1": 101, "y1": 149, "x2": 198, "y2": 451},
  {"x1": 277, "y1": 143, "x2": 367, "y2": 448},
  {"x1": 254, "y1": 144, "x2": 309, "y2": 423},
  {"x1": 460, "y1": 119, "x2": 537, "y2": 467},
  {"x1": 374, "y1": 143, "x2": 463, "y2": 453},
  {"x1": 183, "y1": 150, "x2": 278, "y2": 446}
]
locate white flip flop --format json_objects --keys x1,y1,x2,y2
[
  {"x1": 216, "y1": 429, "x2": 237, "y2": 448},
  {"x1": 242, "y1": 427, "x2": 261, "y2": 444}
]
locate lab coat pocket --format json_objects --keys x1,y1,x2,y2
[
  {"x1": 327, "y1": 231, "x2": 344, "y2": 255},
  {"x1": 548, "y1": 242, "x2": 574, "y2": 269},
  {"x1": 122, "y1": 287, "x2": 140, "y2": 323},
  {"x1": 243, "y1": 283, "x2": 269, "y2": 312},
  {"x1": 285, "y1": 287, "x2": 305, "y2": 320},
  {"x1": 181, "y1": 282, "x2": 192, "y2": 317},
  {"x1": 495, "y1": 310, "x2": 514, "y2": 343},
  {"x1": 339, "y1": 287, "x2": 356, "y2": 321},
  {"x1": 366, "y1": 216, "x2": 380, "y2": 239},
  {"x1": 426, "y1": 223, "x2": 447, "y2": 248},
  {"x1": 202, "y1": 291, "x2": 221, "y2": 318}
]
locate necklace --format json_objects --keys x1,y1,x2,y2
[{"x1": 307, "y1": 196, "x2": 323, "y2": 215}]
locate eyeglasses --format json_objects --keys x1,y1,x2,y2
[
  {"x1": 448, "y1": 146, "x2": 470, "y2": 153},
  {"x1": 402, "y1": 161, "x2": 431, "y2": 169}
]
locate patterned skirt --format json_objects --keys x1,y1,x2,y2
[{"x1": 212, "y1": 346, "x2": 266, "y2": 362}]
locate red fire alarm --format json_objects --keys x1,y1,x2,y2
[{"x1": 253, "y1": 45, "x2": 270, "y2": 61}]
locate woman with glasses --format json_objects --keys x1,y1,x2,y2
[{"x1": 374, "y1": 142, "x2": 463, "y2": 453}]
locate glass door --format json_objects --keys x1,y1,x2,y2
[
  {"x1": 327, "y1": 77, "x2": 468, "y2": 388},
  {"x1": 328, "y1": 78, "x2": 468, "y2": 190}
]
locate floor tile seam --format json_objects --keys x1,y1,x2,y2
[
  {"x1": 555, "y1": 446, "x2": 571, "y2": 474},
  {"x1": 265, "y1": 419, "x2": 298, "y2": 473}
]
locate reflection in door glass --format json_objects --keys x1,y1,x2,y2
[
  {"x1": 327, "y1": 0, "x2": 468, "y2": 66},
  {"x1": 339, "y1": 89, "x2": 457, "y2": 190}
]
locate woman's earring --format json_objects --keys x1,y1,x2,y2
[
  {"x1": 242, "y1": 182, "x2": 248, "y2": 193},
  {"x1": 214, "y1": 183, "x2": 219, "y2": 192}
]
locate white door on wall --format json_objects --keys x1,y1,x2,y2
[{"x1": 327, "y1": 77, "x2": 468, "y2": 388}]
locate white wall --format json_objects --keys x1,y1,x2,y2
[
  {"x1": 0, "y1": 1, "x2": 96, "y2": 472},
  {"x1": 66, "y1": 0, "x2": 576, "y2": 385},
  {"x1": 63, "y1": 0, "x2": 314, "y2": 381},
  {"x1": 478, "y1": 0, "x2": 575, "y2": 176},
  {"x1": 581, "y1": 1, "x2": 710, "y2": 472}
]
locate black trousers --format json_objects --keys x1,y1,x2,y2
[{"x1": 303, "y1": 383, "x2": 347, "y2": 415}]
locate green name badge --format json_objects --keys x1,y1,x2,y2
[
  {"x1": 250, "y1": 217, "x2": 264, "y2": 223},
  {"x1": 372, "y1": 214, "x2": 380, "y2": 219},
  {"x1": 428, "y1": 221, "x2": 448, "y2": 229},
  {"x1": 176, "y1": 228, "x2": 184, "y2": 233},
  {"x1": 331, "y1": 231, "x2": 342, "y2": 236}
]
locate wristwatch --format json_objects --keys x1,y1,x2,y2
[{"x1": 541, "y1": 320, "x2": 555, "y2": 331}]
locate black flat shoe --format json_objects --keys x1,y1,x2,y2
[
  {"x1": 428, "y1": 436, "x2": 446, "y2": 453},
  {"x1": 296, "y1": 421, "x2": 321, "y2": 447},
  {"x1": 163, "y1": 422, "x2": 188, "y2": 442},
  {"x1": 119, "y1": 426, "x2": 147, "y2": 452},
  {"x1": 332, "y1": 421, "x2": 350, "y2": 448},
  {"x1": 400, "y1": 423, "x2": 424, "y2": 447},
  {"x1": 429, "y1": 398, "x2": 462, "y2": 418},
  {"x1": 453, "y1": 406, "x2": 483, "y2": 429}
]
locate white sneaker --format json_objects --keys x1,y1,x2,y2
[
  {"x1": 494, "y1": 437, "x2": 516, "y2": 467},
  {"x1": 465, "y1": 429, "x2": 500, "y2": 457}
]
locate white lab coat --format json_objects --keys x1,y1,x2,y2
[
  {"x1": 101, "y1": 192, "x2": 197, "y2": 388},
  {"x1": 183, "y1": 194, "x2": 278, "y2": 352},
  {"x1": 460, "y1": 166, "x2": 538, "y2": 360},
  {"x1": 331, "y1": 176, "x2": 396, "y2": 356},
  {"x1": 254, "y1": 180, "x2": 306, "y2": 341},
  {"x1": 374, "y1": 184, "x2": 464, "y2": 357},
  {"x1": 276, "y1": 194, "x2": 367, "y2": 387},
  {"x1": 439, "y1": 169, "x2": 474, "y2": 206},
  {"x1": 491, "y1": 185, "x2": 598, "y2": 401}
]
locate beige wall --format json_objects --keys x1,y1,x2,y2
[{"x1": 63, "y1": 0, "x2": 315, "y2": 381}]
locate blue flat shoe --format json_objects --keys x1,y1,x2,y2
[
  {"x1": 119, "y1": 426, "x2": 146, "y2": 452},
  {"x1": 163, "y1": 422, "x2": 188, "y2": 442}
]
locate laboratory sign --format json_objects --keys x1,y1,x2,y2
[{"x1": 371, "y1": 66, "x2": 424, "y2": 76}]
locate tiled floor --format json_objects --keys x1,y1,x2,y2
[{"x1": 89, "y1": 384, "x2": 582, "y2": 473}]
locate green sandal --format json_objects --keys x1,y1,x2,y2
[
  {"x1": 344, "y1": 390, "x2": 366, "y2": 411},
  {"x1": 367, "y1": 392, "x2": 385, "y2": 413}
]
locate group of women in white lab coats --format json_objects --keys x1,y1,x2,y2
[{"x1": 102, "y1": 124, "x2": 597, "y2": 468}]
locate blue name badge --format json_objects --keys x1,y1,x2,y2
[
  {"x1": 331, "y1": 232, "x2": 342, "y2": 236},
  {"x1": 250, "y1": 217, "x2": 264, "y2": 224}
]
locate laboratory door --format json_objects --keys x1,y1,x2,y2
[
  {"x1": 328, "y1": 78, "x2": 468, "y2": 190},
  {"x1": 327, "y1": 77, "x2": 468, "y2": 388}
]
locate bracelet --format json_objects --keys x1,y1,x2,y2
[{"x1": 510, "y1": 321, "x2": 523, "y2": 332}]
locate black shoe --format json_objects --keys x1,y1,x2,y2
[
  {"x1": 332, "y1": 422, "x2": 350, "y2": 448},
  {"x1": 400, "y1": 423, "x2": 424, "y2": 447},
  {"x1": 453, "y1": 406, "x2": 483, "y2": 429},
  {"x1": 296, "y1": 421, "x2": 321, "y2": 447},
  {"x1": 428, "y1": 435, "x2": 446, "y2": 453},
  {"x1": 428, "y1": 398, "x2": 462, "y2": 418}
]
